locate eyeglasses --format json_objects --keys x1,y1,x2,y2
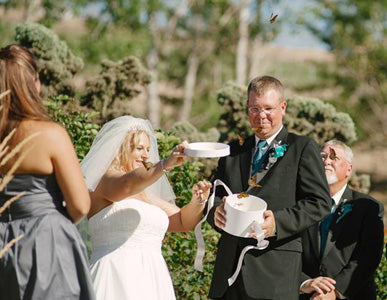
[{"x1": 247, "y1": 105, "x2": 279, "y2": 115}]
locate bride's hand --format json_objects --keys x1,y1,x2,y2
[
  {"x1": 164, "y1": 141, "x2": 189, "y2": 170},
  {"x1": 192, "y1": 180, "x2": 212, "y2": 205}
]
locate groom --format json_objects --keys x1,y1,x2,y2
[{"x1": 207, "y1": 75, "x2": 332, "y2": 300}]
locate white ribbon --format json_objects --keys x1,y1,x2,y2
[
  {"x1": 194, "y1": 179, "x2": 232, "y2": 271},
  {"x1": 227, "y1": 220, "x2": 269, "y2": 286},
  {"x1": 193, "y1": 179, "x2": 269, "y2": 286}
]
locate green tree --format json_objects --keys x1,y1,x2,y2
[
  {"x1": 14, "y1": 22, "x2": 84, "y2": 97},
  {"x1": 0, "y1": 0, "x2": 62, "y2": 26},
  {"x1": 81, "y1": 56, "x2": 150, "y2": 121},
  {"x1": 45, "y1": 94, "x2": 100, "y2": 161},
  {"x1": 304, "y1": 0, "x2": 387, "y2": 145}
]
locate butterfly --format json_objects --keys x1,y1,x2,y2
[
  {"x1": 254, "y1": 127, "x2": 262, "y2": 133},
  {"x1": 237, "y1": 192, "x2": 248, "y2": 199},
  {"x1": 142, "y1": 161, "x2": 153, "y2": 170},
  {"x1": 329, "y1": 147, "x2": 338, "y2": 160},
  {"x1": 248, "y1": 175, "x2": 262, "y2": 188},
  {"x1": 270, "y1": 13, "x2": 278, "y2": 24},
  {"x1": 238, "y1": 135, "x2": 244, "y2": 146}
]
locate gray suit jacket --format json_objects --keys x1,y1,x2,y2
[{"x1": 208, "y1": 127, "x2": 331, "y2": 300}]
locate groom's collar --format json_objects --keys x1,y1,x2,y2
[{"x1": 254, "y1": 125, "x2": 284, "y2": 146}]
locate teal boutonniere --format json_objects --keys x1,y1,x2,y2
[
  {"x1": 265, "y1": 142, "x2": 288, "y2": 170},
  {"x1": 336, "y1": 200, "x2": 353, "y2": 223},
  {"x1": 273, "y1": 144, "x2": 288, "y2": 158}
]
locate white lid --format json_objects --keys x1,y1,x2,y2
[{"x1": 184, "y1": 142, "x2": 230, "y2": 158}]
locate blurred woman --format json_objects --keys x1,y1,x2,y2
[
  {"x1": 0, "y1": 44, "x2": 95, "y2": 299},
  {"x1": 81, "y1": 116, "x2": 211, "y2": 300}
]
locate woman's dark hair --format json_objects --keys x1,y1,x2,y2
[{"x1": 0, "y1": 44, "x2": 49, "y2": 140}]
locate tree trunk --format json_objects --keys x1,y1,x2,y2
[
  {"x1": 236, "y1": 0, "x2": 250, "y2": 85},
  {"x1": 101, "y1": 96, "x2": 108, "y2": 120},
  {"x1": 213, "y1": 59, "x2": 222, "y2": 90},
  {"x1": 179, "y1": 53, "x2": 199, "y2": 121},
  {"x1": 248, "y1": 36, "x2": 263, "y2": 81},
  {"x1": 24, "y1": 0, "x2": 41, "y2": 22},
  {"x1": 146, "y1": 47, "x2": 160, "y2": 128}
]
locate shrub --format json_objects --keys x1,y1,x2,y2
[
  {"x1": 170, "y1": 121, "x2": 220, "y2": 143},
  {"x1": 44, "y1": 94, "x2": 100, "y2": 161},
  {"x1": 81, "y1": 56, "x2": 150, "y2": 120},
  {"x1": 375, "y1": 239, "x2": 387, "y2": 300},
  {"x1": 284, "y1": 96, "x2": 357, "y2": 145},
  {"x1": 15, "y1": 23, "x2": 83, "y2": 97},
  {"x1": 217, "y1": 81, "x2": 251, "y2": 142}
]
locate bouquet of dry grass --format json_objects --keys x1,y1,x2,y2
[{"x1": 0, "y1": 90, "x2": 39, "y2": 259}]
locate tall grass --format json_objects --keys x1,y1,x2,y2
[{"x1": 0, "y1": 90, "x2": 35, "y2": 259}]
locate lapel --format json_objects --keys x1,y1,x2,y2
[
  {"x1": 240, "y1": 136, "x2": 255, "y2": 191},
  {"x1": 322, "y1": 187, "x2": 353, "y2": 260},
  {"x1": 254, "y1": 127, "x2": 289, "y2": 184}
]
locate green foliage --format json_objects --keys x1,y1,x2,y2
[
  {"x1": 81, "y1": 56, "x2": 150, "y2": 120},
  {"x1": 375, "y1": 238, "x2": 387, "y2": 300},
  {"x1": 217, "y1": 81, "x2": 251, "y2": 142},
  {"x1": 62, "y1": 25, "x2": 150, "y2": 67},
  {"x1": 163, "y1": 224, "x2": 220, "y2": 300},
  {"x1": 170, "y1": 121, "x2": 220, "y2": 143},
  {"x1": 284, "y1": 96, "x2": 357, "y2": 145},
  {"x1": 36, "y1": 0, "x2": 67, "y2": 28},
  {"x1": 155, "y1": 129, "x2": 204, "y2": 206},
  {"x1": 14, "y1": 22, "x2": 84, "y2": 97},
  {"x1": 44, "y1": 94, "x2": 100, "y2": 161},
  {"x1": 305, "y1": 0, "x2": 387, "y2": 144},
  {"x1": 155, "y1": 129, "x2": 182, "y2": 159}
]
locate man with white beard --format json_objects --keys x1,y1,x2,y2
[{"x1": 299, "y1": 140, "x2": 384, "y2": 300}]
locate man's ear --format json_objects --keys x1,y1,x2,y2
[{"x1": 346, "y1": 163, "x2": 353, "y2": 178}]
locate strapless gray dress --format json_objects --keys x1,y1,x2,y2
[{"x1": 0, "y1": 174, "x2": 95, "y2": 300}]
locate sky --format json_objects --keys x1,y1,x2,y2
[{"x1": 266, "y1": 0, "x2": 328, "y2": 50}]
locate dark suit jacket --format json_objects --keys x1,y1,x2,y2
[
  {"x1": 300, "y1": 187, "x2": 385, "y2": 300},
  {"x1": 208, "y1": 127, "x2": 331, "y2": 300}
]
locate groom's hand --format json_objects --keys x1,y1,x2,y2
[
  {"x1": 261, "y1": 210, "x2": 275, "y2": 237},
  {"x1": 214, "y1": 197, "x2": 227, "y2": 229}
]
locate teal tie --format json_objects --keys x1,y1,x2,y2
[
  {"x1": 320, "y1": 199, "x2": 335, "y2": 257},
  {"x1": 251, "y1": 140, "x2": 268, "y2": 176}
]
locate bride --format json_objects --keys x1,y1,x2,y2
[{"x1": 81, "y1": 116, "x2": 211, "y2": 300}]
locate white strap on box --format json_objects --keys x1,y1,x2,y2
[
  {"x1": 194, "y1": 179, "x2": 232, "y2": 271},
  {"x1": 193, "y1": 179, "x2": 269, "y2": 287}
]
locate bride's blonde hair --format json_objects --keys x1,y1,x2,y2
[{"x1": 109, "y1": 129, "x2": 149, "y2": 172}]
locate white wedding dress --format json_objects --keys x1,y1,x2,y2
[{"x1": 88, "y1": 198, "x2": 176, "y2": 300}]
